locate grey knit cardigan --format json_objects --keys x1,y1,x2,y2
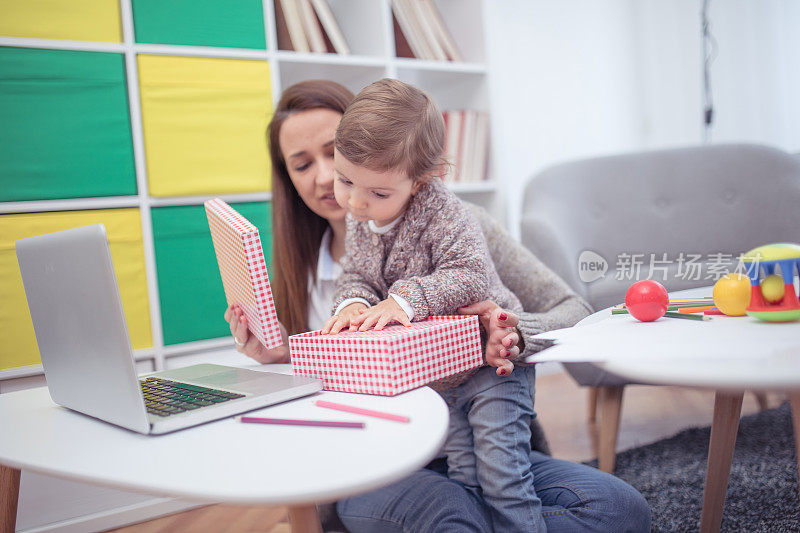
[
  {"x1": 333, "y1": 178, "x2": 592, "y2": 362},
  {"x1": 334, "y1": 179, "x2": 522, "y2": 322}
]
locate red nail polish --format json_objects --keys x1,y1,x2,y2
[
  {"x1": 499, "y1": 368, "x2": 506, "y2": 376},
  {"x1": 499, "y1": 313, "x2": 508, "y2": 321}
]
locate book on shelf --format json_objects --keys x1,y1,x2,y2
[
  {"x1": 458, "y1": 109, "x2": 475, "y2": 182},
  {"x1": 391, "y1": 0, "x2": 428, "y2": 59},
  {"x1": 391, "y1": 0, "x2": 463, "y2": 61},
  {"x1": 443, "y1": 110, "x2": 463, "y2": 182},
  {"x1": 469, "y1": 111, "x2": 489, "y2": 183},
  {"x1": 442, "y1": 109, "x2": 489, "y2": 184},
  {"x1": 275, "y1": 0, "x2": 349, "y2": 55},
  {"x1": 409, "y1": 0, "x2": 447, "y2": 60},
  {"x1": 420, "y1": 0, "x2": 463, "y2": 61},
  {"x1": 278, "y1": 0, "x2": 310, "y2": 52},
  {"x1": 274, "y1": 0, "x2": 294, "y2": 51},
  {"x1": 392, "y1": 11, "x2": 415, "y2": 58},
  {"x1": 310, "y1": 0, "x2": 350, "y2": 54},
  {"x1": 298, "y1": 0, "x2": 328, "y2": 53}
]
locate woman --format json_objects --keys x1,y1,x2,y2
[{"x1": 224, "y1": 80, "x2": 650, "y2": 532}]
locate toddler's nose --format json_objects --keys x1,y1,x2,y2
[{"x1": 348, "y1": 190, "x2": 367, "y2": 210}]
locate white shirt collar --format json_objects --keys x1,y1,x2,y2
[{"x1": 368, "y1": 216, "x2": 402, "y2": 235}]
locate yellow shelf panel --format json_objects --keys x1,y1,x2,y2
[
  {"x1": 0, "y1": 209, "x2": 152, "y2": 370},
  {"x1": 0, "y1": 0, "x2": 122, "y2": 42},
  {"x1": 138, "y1": 54, "x2": 272, "y2": 197}
]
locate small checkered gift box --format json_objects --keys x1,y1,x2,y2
[
  {"x1": 205, "y1": 198, "x2": 282, "y2": 350},
  {"x1": 289, "y1": 316, "x2": 483, "y2": 396}
]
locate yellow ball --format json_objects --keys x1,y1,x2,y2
[
  {"x1": 761, "y1": 274, "x2": 786, "y2": 303},
  {"x1": 713, "y1": 273, "x2": 752, "y2": 316}
]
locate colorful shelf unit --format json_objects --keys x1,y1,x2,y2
[{"x1": 0, "y1": 0, "x2": 495, "y2": 384}]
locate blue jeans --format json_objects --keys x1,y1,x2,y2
[
  {"x1": 337, "y1": 453, "x2": 650, "y2": 532},
  {"x1": 338, "y1": 417, "x2": 651, "y2": 533},
  {"x1": 440, "y1": 365, "x2": 542, "y2": 532}
]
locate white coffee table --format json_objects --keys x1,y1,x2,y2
[
  {"x1": 0, "y1": 369, "x2": 448, "y2": 533},
  {"x1": 581, "y1": 284, "x2": 800, "y2": 533},
  {"x1": 530, "y1": 284, "x2": 800, "y2": 532},
  {"x1": 602, "y1": 352, "x2": 800, "y2": 533}
]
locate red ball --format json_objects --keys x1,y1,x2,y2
[{"x1": 625, "y1": 280, "x2": 669, "y2": 322}]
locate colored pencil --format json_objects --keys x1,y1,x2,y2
[
  {"x1": 614, "y1": 300, "x2": 713, "y2": 310},
  {"x1": 615, "y1": 304, "x2": 691, "y2": 311},
  {"x1": 611, "y1": 309, "x2": 711, "y2": 321},
  {"x1": 677, "y1": 305, "x2": 716, "y2": 313},
  {"x1": 612, "y1": 307, "x2": 686, "y2": 314},
  {"x1": 315, "y1": 400, "x2": 410, "y2": 423},
  {"x1": 664, "y1": 311, "x2": 710, "y2": 321},
  {"x1": 237, "y1": 416, "x2": 365, "y2": 428},
  {"x1": 704, "y1": 308, "x2": 724, "y2": 315}
]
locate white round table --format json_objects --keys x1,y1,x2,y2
[
  {"x1": 597, "y1": 313, "x2": 800, "y2": 533},
  {"x1": 0, "y1": 364, "x2": 449, "y2": 532}
]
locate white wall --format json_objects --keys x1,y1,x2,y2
[{"x1": 485, "y1": 0, "x2": 800, "y2": 238}]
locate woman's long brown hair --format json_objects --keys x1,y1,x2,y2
[{"x1": 268, "y1": 80, "x2": 354, "y2": 335}]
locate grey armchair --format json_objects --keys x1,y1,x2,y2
[{"x1": 520, "y1": 143, "x2": 800, "y2": 471}]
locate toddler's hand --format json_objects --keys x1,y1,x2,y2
[
  {"x1": 349, "y1": 297, "x2": 411, "y2": 331},
  {"x1": 322, "y1": 302, "x2": 368, "y2": 334}
]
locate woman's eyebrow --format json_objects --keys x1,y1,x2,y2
[{"x1": 289, "y1": 140, "x2": 333, "y2": 160}]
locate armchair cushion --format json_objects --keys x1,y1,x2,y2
[{"x1": 520, "y1": 143, "x2": 800, "y2": 386}]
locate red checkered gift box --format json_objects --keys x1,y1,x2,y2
[
  {"x1": 204, "y1": 198, "x2": 282, "y2": 350},
  {"x1": 289, "y1": 316, "x2": 483, "y2": 396}
]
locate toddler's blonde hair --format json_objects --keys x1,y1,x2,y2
[{"x1": 335, "y1": 78, "x2": 445, "y2": 182}]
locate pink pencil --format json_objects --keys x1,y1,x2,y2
[
  {"x1": 237, "y1": 416, "x2": 364, "y2": 429},
  {"x1": 315, "y1": 400, "x2": 410, "y2": 423}
]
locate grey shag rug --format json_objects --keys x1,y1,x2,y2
[{"x1": 586, "y1": 402, "x2": 799, "y2": 532}]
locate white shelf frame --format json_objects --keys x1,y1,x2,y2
[
  {"x1": 2, "y1": 1, "x2": 497, "y2": 529},
  {"x1": 1, "y1": 0, "x2": 495, "y2": 385}
]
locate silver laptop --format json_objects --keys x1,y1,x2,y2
[{"x1": 15, "y1": 223, "x2": 322, "y2": 435}]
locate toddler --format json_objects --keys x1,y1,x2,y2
[{"x1": 321, "y1": 78, "x2": 544, "y2": 532}]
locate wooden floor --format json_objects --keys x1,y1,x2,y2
[{"x1": 109, "y1": 370, "x2": 776, "y2": 533}]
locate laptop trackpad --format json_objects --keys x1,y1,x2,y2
[{"x1": 153, "y1": 364, "x2": 295, "y2": 394}]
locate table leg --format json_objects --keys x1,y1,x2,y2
[
  {"x1": 1, "y1": 464, "x2": 21, "y2": 533},
  {"x1": 587, "y1": 386, "x2": 598, "y2": 423},
  {"x1": 789, "y1": 392, "x2": 800, "y2": 508},
  {"x1": 288, "y1": 504, "x2": 322, "y2": 533},
  {"x1": 597, "y1": 385, "x2": 624, "y2": 473},
  {"x1": 699, "y1": 391, "x2": 743, "y2": 533}
]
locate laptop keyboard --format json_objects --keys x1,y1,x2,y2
[{"x1": 140, "y1": 377, "x2": 245, "y2": 417}]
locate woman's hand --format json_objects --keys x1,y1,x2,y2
[
  {"x1": 224, "y1": 305, "x2": 289, "y2": 364},
  {"x1": 321, "y1": 302, "x2": 368, "y2": 334},
  {"x1": 350, "y1": 297, "x2": 412, "y2": 331},
  {"x1": 458, "y1": 300, "x2": 521, "y2": 376}
]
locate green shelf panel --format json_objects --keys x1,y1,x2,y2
[
  {"x1": 0, "y1": 47, "x2": 136, "y2": 202},
  {"x1": 132, "y1": 0, "x2": 267, "y2": 49},
  {"x1": 152, "y1": 202, "x2": 272, "y2": 346}
]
